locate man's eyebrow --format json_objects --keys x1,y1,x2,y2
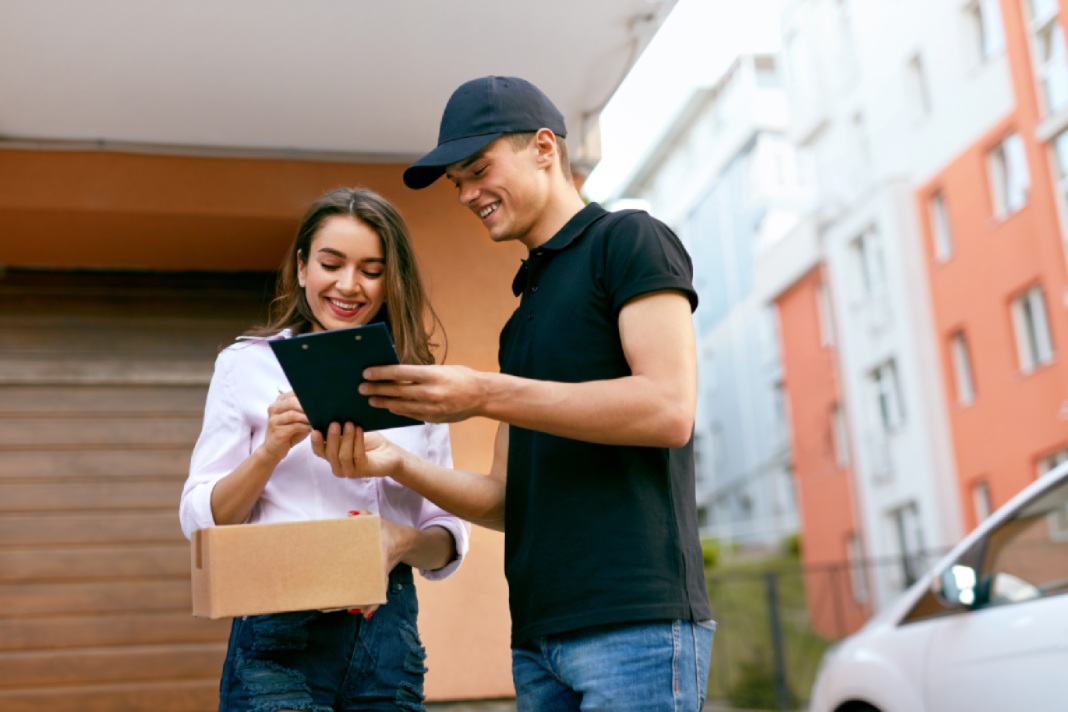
[{"x1": 446, "y1": 151, "x2": 486, "y2": 180}]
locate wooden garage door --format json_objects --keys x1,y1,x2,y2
[{"x1": 0, "y1": 270, "x2": 273, "y2": 711}]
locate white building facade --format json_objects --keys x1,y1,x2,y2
[
  {"x1": 610, "y1": 55, "x2": 804, "y2": 550},
  {"x1": 762, "y1": 0, "x2": 1021, "y2": 606}
]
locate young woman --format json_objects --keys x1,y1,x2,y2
[{"x1": 179, "y1": 186, "x2": 469, "y2": 711}]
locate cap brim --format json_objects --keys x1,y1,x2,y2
[{"x1": 403, "y1": 133, "x2": 503, "y2": 189}]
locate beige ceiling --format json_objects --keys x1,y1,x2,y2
[{"x1": 0, "y1": 0, "x2": 676, "y2": 174}]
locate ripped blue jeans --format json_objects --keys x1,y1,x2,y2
[{"x1": 219, "y1": 565, "x2": 427, "y2": 712}]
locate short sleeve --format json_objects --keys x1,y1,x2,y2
[{"x1": 602, "y1": 211, "x2": 698, "y2": 315}]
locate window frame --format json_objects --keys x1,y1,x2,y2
[
  {"x1": 950, "y1": 331, "x2": 977, "y2": 406},
  {"x1": 1011, "y1": 285, "x2": 1055, "y2": 373},
  {"x1": 988, "y1": 132, "x2": 1031, "y2": 218}
]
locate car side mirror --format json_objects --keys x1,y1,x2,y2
[{"x1": 933, "y1": 564, "x2": 978, "y2": 608}]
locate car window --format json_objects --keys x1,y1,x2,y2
[
  {"x1": 982, "y1": 477, "x2": 1068, "y2": 604},
  {"x1": 903, "y1": 475, "x2": 1068, "y2": 623}
]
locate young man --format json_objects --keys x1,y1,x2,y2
[{"x1": 313, "y1": 75, "x2": 714, "y2": 711}]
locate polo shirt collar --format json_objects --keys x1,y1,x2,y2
[{"x1": 511, "y1": 202, "x2": 608, "y2": 296}]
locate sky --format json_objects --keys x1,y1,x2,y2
[{"x1": 582, "y1": 0, "x2": 785, "y2": 204}]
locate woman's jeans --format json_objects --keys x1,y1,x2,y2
[
  {"x1": 512, "y1": 618, "x2": 716, "y2": 712},
  {"x1": 219, "y1": 565, "x2": 426, "y2": 712}
]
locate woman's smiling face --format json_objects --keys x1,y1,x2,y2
[{"x1": 297, "y1": 215, "x2": 386, "y2": 332}]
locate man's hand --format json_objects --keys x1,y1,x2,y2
[
  {"x1": 311, "y1": 422, "x2": 401, "y2": 479},
  {"x1": 359, "y1": 364, "x2": 486, "y2": 423}
]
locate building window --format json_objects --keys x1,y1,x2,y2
[
  {"x1": 760, "y1": 306, "x2": 782, "y2": 367},
  {"x1": 701, "y1": 343, "x2": 717, "y2": 391},
  {"x1": 772, "y1": 379, "x2": 789, "y2": 440},
  {"x1": 1040, "y1": 448, "x2": 1068, "y2": 474},
  {"x1": 846, "y1": 533, "x2": 868, "y2": 604},
  {"x1": 1052, "y1": 130, "x2": 1068, "y2": 224},
  {"x1": 988, "y1": 133, "x2": 1030, "y2": 218},
  {"x1": 1031, "y1": 0, "x2": 1060, "y2": 25},
  {"x1": 889, "y1": 502, "x2": 926, "y2": 588},
  {"x1": 972, "y1": 480, "x2": 993, "y2": 522},
  {"x1": 853, "y1": 226, "x2": 886, "y2": 297},
  {"x1": 784, "y1": 29, "x2": 815, "y2": 116},
  {"x1": 1034, "y1": 16, "x2": 1068, "y2": 114},
  {"x1": 871, "y1": 359, "x2": 905, "y2": 432},
  {"x1": 754, "y1": 54, "x2": 779, "y2": 87},
  {"x1": 708, "y1": 423, "x2": 725, "y2": 474},
  {"x1": 852, "y1": 112, "x2": 871, "y2": 173},
  {"x1": 1011, "y1": 285, "x2": 1055, "y2": 373},
  {"x1": 831, "y1": 403, "x2": 851, "y2": 468},
  {"x1": 929, "y1": 191, "x2": 954, "y2": 263},
  {"x1": 817, "y1": 280, "x2": 836, "y2": 346},
  {"x1": 906, "y1": 53, "x2": 932, "y2": 117},
  {"x1": 1054, "y1": 128, "x2": 1068, "y2": 180},
  {"x1": 835, "y1": 0, "x2": 860, "y2": 87},
  {"x1": 966, "y1": 0, "x2": 1005, "y2": 63},
  {"x1": 950, "y1": 331, "x2": 977, "y2": 406}
]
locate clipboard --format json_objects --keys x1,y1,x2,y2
[{"x1": 269, "y1": 323, "x2": 423, "y2": 433}]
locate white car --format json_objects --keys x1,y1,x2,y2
[{"x1": 808, "y1": 462, "x2": 1068, "y2": 712}]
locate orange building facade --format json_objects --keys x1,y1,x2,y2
[
  {"x1": 917, "y1": 0, "x2": 1068, "y2": 531},
  {"x1": 774, "y1": 266, "x2": 869, "y2": 636}
]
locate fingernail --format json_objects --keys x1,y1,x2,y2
[
  {"x1": 348, "y1": 608, "x2": 362, "y2": 615},
  {"x1": 365, "y1": 609, "x2": 375, "y2": 620},
  {"x1": 348, "y1": 510, "x2": 361, "y2": 516}
]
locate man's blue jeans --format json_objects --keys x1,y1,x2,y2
[{"x1": 512, "y1": 619, "x2": 715, "y2": 711}]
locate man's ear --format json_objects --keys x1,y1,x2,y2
[{"x1": 532, "y1": 128, "x2": 558, "y2": 171}]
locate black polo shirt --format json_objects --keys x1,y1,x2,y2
[{"x1": 499, "y1": 202, "x2": 712, "y2": 647}]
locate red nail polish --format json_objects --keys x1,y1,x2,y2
[
  {"x1": 348, "y1": 608, "x2": 362, "y2": 615},
  {"x1": 348, "y1": 510, "x2": 361, "y2": 516},
  {"x1": 365, "y1": 609, "x2": 375, "y2": 620}
]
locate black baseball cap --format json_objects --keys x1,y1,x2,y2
[{"x1": 403, "y1": 76, "x2": 567, "y2": 190}]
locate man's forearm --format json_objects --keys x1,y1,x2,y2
[
  {"x1": 394, "y1": 449, "x2": 506, "y2": 532},
  {"x1": 475, "y1": 371, "x2": 694, "y2": 449}
]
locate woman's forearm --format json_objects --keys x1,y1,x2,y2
[{"x1": 209, "y1": 446, "x2": 281, "y2": 525}]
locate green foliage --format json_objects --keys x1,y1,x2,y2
[
  {"x1": 705, "y1": 555, "x2": 835, "y2": 710},
  {"x1": 783, "y1": 533, "x2": 802, "y2": 559},
  {"x1": 727, "y1": 654, "x2": 799, "y2": 710},
  {"x1": 701, "y1": 538, "x2": 720, "y2": 570}
]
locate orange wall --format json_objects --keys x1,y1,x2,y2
[
  {"x1": 775, "y1": 267, "x2": 868, "y2": 636},
  {"x1": 916, "y1": 1, "x2": 1068, "y2": 531},
  {"x1": 0, "y1": 147, "x2": 519, "y2": 701}
]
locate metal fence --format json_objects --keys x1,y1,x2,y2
[{"x1": 704, "y1": 550, "x2": 948, "y2": 711}]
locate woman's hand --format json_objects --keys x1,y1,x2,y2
[
  {"x1": 260, "y1": 390, "x2": 312, "y2": 464},
  {"x1": 311, "y1": 422, "x2": 403, "y2": 479},
  {"x1": 345, "y1": 512, "x2": 456, "y2": 620},
  {"x1": 346, "y1": 512, "x2": 408, "y2": 620},
  {"x1": 209, "y1": 390, "x2": 310, "y2": 526}
]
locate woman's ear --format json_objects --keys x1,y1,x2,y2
[{"x1": 296, "y1": 249, "x2": 307, "y2": 288}]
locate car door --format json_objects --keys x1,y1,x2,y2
[{"x1": 924, "y1": 475, "x2": 1068, "y2": 712}]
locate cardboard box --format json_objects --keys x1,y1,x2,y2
[{"x1": 191, "y1": 515, "x2": 387, "y2": 619}]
